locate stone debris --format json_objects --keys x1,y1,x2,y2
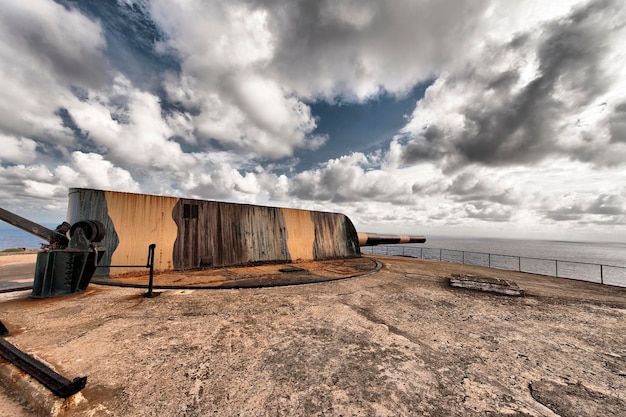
[{"x1": 449, "y1": 273, "x2": 524, "y2": 296}]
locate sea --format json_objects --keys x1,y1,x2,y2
[
  {"x1": 2, "y1": 223, "x2": 625, "y2": 287},
  {"x1": 363, "y1": 236, "x2": 626, "y2": 288},
  {"x1": 0, "y1": 223, "x2": 58, "y2": 251}
]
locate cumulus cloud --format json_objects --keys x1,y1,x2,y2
[
  {"x1": 66, "y1": 76, "x2": 196, "y2": 172},
  {"x1": 446, "y1": 172, "x2": 517, "y2": 206},
  {"x1": 0, "y1": 0, "x2": 107, "y2": 143},
  {"x1": 148, "y1": 0, "x2": 503, "y2": 160},
  {"x1": 180, "y1": 163, "x2": 260, "y2": 202},
  {"x1": 250, "y1": 0, "x2": 491, "y2": 100},
  {"x1": 1, "y1": 0, "x2": 625, "y2": 240},
  {"x1": 398, "y1": 0, "x2": 626, "y2": 171},
  {"x1": 289, "y1": 153, "x2": 416, "y2": 204},
  {"x1": 189, "y1": 73, "x2": 324, "y2": 158},
  {"x1": 544, "y1": 192, "x2": 626, "y2": 223},
  {"x1": 55, "y1": 152, "x2": 140, "y2": 192},
  {"x1": 0, "y1": 136, "x2": 38, "y2": 164},
  {"x1": 0, "y1": 0, "x2": 107, "y2": 87},
  {"x1": 0, "y1": 167, "x2": 68, "y2": 222},
  {"x1": 150, "y1": 0, "x2": 325, "y2": 159},
  {"x1": 609, "y1": 102, "x2": 626, "y2": 143}
]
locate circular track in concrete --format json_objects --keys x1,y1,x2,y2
[{"x1": 92, "y1": 256, "x2": 382, "y2": 290}]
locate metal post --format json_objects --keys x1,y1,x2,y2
[
  {"x1": 462, "y1": 251, "x2": 465, "y2": 265},
  {"x1": 143, "y1": 244, "x2": 159, "y2": 298},
  {"x1": 488, "y1": 254, "x2": 491, "y2": 268},
  {"x1": 518, "y1": 256, "x2": 521, "y2": 272},
  {"x1": 439, "y1": 249, "x2": 442, "y2": 261},
  {"x1": 600, "y1": 265, "x2": 604, "y2": 285},
  {"x1": 420, "y1": 248, "x2": 423, "y2": 259},
  {"x1": 555, "y1": 260, "x2": 558, "y2": 277}
]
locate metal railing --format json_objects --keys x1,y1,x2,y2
[
  {"x1": 95, "y1": 243, "x2": 159, "y2": 297},
  {"x1": 361, "y1": 245, "x2": 626, "y2": 287}
]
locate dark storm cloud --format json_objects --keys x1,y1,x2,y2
[
  {"x1": 401, "y1": 0, "x2": 621, "y2": 171},
  {"x1": 399, "y1": 125, "x2": 446, "y2": 163},
  {"x1": 243, "y1": 0, "x2": 490, "y2": 100},
  {"x1": 544, "y1": 207, "x2": 584, "y2": 221},
  {"x1": 411, "y1": 177, "x2": 446, "y2": 196},
  {"x1": 587, "y1": 194, "x2": 625, "y2": 215}
]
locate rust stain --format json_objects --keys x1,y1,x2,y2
[{"x1": 311, "y1": 211, "x2": 359, "y2": 259}]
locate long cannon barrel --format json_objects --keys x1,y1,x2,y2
[
  {"x1": 0, "y1": 207, "x2": 58, "y2": 243},
  {"x1": 358, "y1": 232, "x2": 426, "y2": 247}
]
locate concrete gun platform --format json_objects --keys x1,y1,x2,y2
[
  {"x1": 1, "y1": 255, "x2": 625, "y2": 416},
  {"x1": 96, "y1": 257, "x2": 381, "y2": 289}
]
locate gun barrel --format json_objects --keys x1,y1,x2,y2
[
  {"x1": 358, "y1": 232, "x2": 426, "y2": 247},
  {"x1": 0, "y1": 207, "x2": 57, "y2": 243}
]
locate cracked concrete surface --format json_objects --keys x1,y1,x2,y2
[{"x1": 0, "y1": 255, "x2": 625, "y2": 416}]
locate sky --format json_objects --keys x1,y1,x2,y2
[{"x1": 0, "y1": 0, "x2": 625, "y2": 242}]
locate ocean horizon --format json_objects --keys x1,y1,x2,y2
[
  {"x1": 2, "y1": 222, "x2": 624, "y2": 264},
  {"x1": 363, "y1": 235, "x2": 626, "y2": 287},
  {"x1": 2, "y1": 222, "x2": 625, "y2": 286}
]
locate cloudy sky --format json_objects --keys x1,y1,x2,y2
[{"x1": 1, "y1": 0, "x2": 625, "y2": 241}]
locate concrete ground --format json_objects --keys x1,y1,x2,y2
[
  {"x1": 0, "y1": 253, "x2": 36, "y2": 291},
  {"x1": 0, "y1": 254, "x2": 625, "y2": 416}
]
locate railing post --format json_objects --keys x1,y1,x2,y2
[
  {"x1": 143, "y1": 244, "x2": 159, "y2": 298},
  {"x1": 365, "y1": 247, "x2": 624, "y2": 288},
  {"x1": 601, "y1": 264, "x2": 604, "y2": 284}
]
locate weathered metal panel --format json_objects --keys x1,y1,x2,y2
[
  {"x1": 69, "y1": 189, "x2": 178, "y2": 276},
  {"x1": 67, "y1": 188, "x2": 362, "y2": 276},
  {"x1": 311, "y1": 211, "x2": 360, "y2": 259},
  {"x1": 173, "y1": 199, "x2": 218, "y2": 270},
  {"x1": 174, "y1": 200, "x2": 231, "y2": 268},
  {"x1": 213, "y1": 202, "x2": 290, "y2": 267},
  {"x1": 280, "y1": 208, "x2": 315, "y2": 262},
  {"x1": 104, "y1": 191, "x2": 178, "y2": 275},
  {"x1": 68, "y1": 189, "x2": 119, "y2": 277}
]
